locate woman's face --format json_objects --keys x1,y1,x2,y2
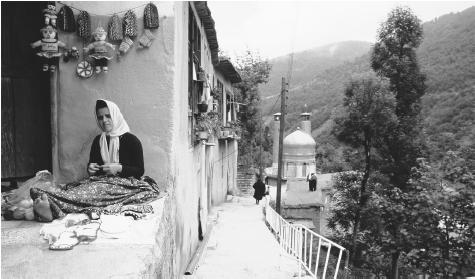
[{"x1": 97, "y1": 107, "x2": 113, "y2": 133}]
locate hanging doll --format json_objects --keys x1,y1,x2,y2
[
  {"x1": 43, "y1": 2, "x2": 57, "y2": 27},
  {"x1": 31, "y1": 25, "x2": 66, "y2": 72},
  {"x1": 83, "y1": 26, "x2": 115, "y2": 74}
]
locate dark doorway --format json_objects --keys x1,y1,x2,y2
[{"x1": 1, "y1": 2, "x2": 51, "y2": 181}]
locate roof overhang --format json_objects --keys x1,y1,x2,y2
[
  {"x1": 215, "y1": 58, "x2": 242, "y2": 84},
  {"x1": 194, "y1": 2, "x2": 219, "y2": 65}
]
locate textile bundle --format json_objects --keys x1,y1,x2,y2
[{"x1": 30, "y1": 175, "x2": 160, "y2": 219}]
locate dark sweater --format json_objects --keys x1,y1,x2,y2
[{"x1": 89, "y1": 132, "x2": 144, "y2": 179}]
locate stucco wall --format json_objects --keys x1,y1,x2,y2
[
  {"x1": 170, "y1": 2, "x2": 239, "y2": 275},
  {"x1": 53, "y1": 2, "x2": 238, "y2": 277},
  {"x1": 56, "y1": 1, "x2": 174, "y2": 184}
]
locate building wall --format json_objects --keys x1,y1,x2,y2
[
  {"x1": 54, "y1": 2, "x2": 236, "y2": 277},
  {"x1": 170, "y1": 2, "x2": 237, "y2": 276},
  {"x1": 56, "y1": 1, "x2": 175, "y2": 184}
]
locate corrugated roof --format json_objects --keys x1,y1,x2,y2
[
  {"x1": 215, "y1": 58, "x2": 242, "y2": 84},
  {"x1": 194, "y1": 1, "x2": 219, "y2": 65}
]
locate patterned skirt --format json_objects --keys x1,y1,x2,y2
[{"x1": 30, "y1": 175, "x2": 161, "y2": 219}]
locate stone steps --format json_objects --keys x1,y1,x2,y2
[{"x1": 236, "y1": 167, "x2": 255, "y2": 197}]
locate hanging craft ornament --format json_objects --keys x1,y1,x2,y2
[
  {"x1": 123, "y1": 10, "x2": 138, "y2": 38},
  {"x1": 144, "y1": 3, "x2": 159, "y2": 29},
  {"x1": 77, "y1": 11, "x2": 91, "y2": 40},
  {"x1": 43, "y1": 1, "x2": 57, "y2": 27},
  {"x1": 108, "y1": 14, "x2": 123, "y2": 42},
  {"x1": 84, "y1": 26, "x2": 115, "y2": 74},
  {"x1": 31, "y1": 25, "x2": 67, "y2": 72},
  {"x1": 138, "y1": 29, "x2": 155, "y2": 48},
  {"x1": 76, "y1": 11, "x2": 92, "y2": 79},
  {"x1": 57, "y1": 5, "x2": 76, "y2": 32},
  {"x1": 76, "y1": 61, "x2": 93, "y2": 78},
  {"x1": 119, "y1": 36, "x2": 134, "y2": 55}
]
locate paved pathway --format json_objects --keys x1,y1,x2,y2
[{"x1": 193, "y1": 196, "x2": 301, "y2": 279}]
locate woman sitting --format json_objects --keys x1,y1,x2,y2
[
  {"x1": 31, "y1": 99, "x2": 159, "y2": 222},
  {"x1": 88, "y1": 99, "x2": 144, "y2": 179}
]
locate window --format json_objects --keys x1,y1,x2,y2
[
  {"x1": 302, "y1": 163, "x2": 307, "y2": 177},
  {"x1": 216, "y1": 80, "x2": 223, "y2": 119},
  {"x1": 188, "y1": 5, "x2": 203, "y2": 146}
]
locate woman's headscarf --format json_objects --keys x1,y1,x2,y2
[{"x1": 95, "y1": 99, "x2": 130, "y2": 164}]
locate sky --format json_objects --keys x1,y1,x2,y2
[{"x1": 208, "y1": 1, "x2": 475, "y2": 60}]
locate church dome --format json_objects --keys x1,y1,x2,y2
[{"x1": 283, "y1": 128, "x2": 316, "y2": 161}]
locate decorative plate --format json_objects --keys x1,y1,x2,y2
[{"x1": 76, "y1": 61, "x2": 93, "y2": 78}]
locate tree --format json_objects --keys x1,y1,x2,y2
[
  {"x1": 234, "y1": 50, "x2": 272, "y2": 167},
  {"x1": 403, "y1": 153, "x2": 475, "y2": 278},
  {"x1": 332, "y1": 74, "x2": 397, "y2": 265},
  {"x1": 371, "y1": 6, "x2": 426, "y2": 191},
  {"x1": 370, "y1": 7, "x2": 426, "y2": 278}
]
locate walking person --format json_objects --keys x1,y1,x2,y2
[
  {"x1": 310, "y1": 173, "x2": 318, "y2": 191},
  {"x1": 252, "y1": 176, "x2": 266, "y2": 205},
  {"x1": 307, "y1": 172, "x2": 314, "y2": 192}
]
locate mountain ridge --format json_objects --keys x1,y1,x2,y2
[{"x1": 259, "y1": 6, "x2": 475, "y2": 169}]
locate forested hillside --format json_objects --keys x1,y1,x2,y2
[
  {"x1": 259, "y1": 41, "x2": 371, "y2": 99},
  {"x1": 260, "y1": 6, "x2": 475, "y2": 170},
  {"x1": 418, "y1": 6, "x2": 475, "y2": 162}
]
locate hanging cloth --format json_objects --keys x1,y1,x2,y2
[
  {"x1": 143, "y1": 3, "x2": 159, "y2": 29},
  {"x1": 77, "y1": 11, "x2": 91, "y2": 40},
  {"x1": 108, "y1": 14, "x2": 123, "y2": 42},
  {"x1": 95, "y1": 99, "x2": 130, "y2": 164},
  {"x1": 122, "y1": 10, "x2": 138, "y2": 38},
  {"x1": 57, "y1": 5, "x2": 76, "y2": 32},
  {"x1": 192, "y1": 62, "x2": 197, "y2": 81}
]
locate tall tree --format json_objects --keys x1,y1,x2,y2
[
  {"x1": 332, "y1": 75, "x2": 397, "y2": 265},
  {"x1": 370, "y1": 7, "x2": 426, "y2": 278},
  {"x1": 234, "y1": 50, "x2": 272, "y2": 167},
  {"x1": 371, "y1": 6, "x2": 426, "y2": 190}
]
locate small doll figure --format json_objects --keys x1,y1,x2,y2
[
  {"x1": 31, "y1": 25, "x2": 66, "y2": 72},
  {"x1": 43, "y1": 2, "x2": 57, "y2": 27},
  {"x1": 84, "y1": 27, "x2": 115, "y2": 74}
]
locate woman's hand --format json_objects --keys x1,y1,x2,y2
[
  {"x1": 102, "y1": 163, "x2": 122, "y2": 176},
  {"x1": 88, "y1": 163, "x2": 100, "y2": 175}
]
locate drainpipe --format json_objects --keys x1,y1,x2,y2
[
  {"x1": 200, "y1": 140, "x2": 207, "y2": 235},
  {"x1": 50, "y1": 71, "x2": 59, "y2": 181}
]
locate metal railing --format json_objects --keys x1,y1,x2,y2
[{"x1": 265, "y1": 202, "x2": 349, "y2": 279}]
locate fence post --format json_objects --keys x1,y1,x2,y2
[
  {"x1": 298, "y1": 227, "x2": 302, "y2": 278},
  {"x1": 344, "y1": 250, "x2": 350, "y2": 279}
]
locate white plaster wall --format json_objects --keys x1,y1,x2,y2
[
  {"x1": 169, "y1": 2, "x2": 238, "y2": 275},
  {"x1": 56, "y1": 1, "x2": 175, "y2": 183},
  {"x1": 54, "y1": 2, "x2": 238, "y2": 276},
  {"x1": 169, "y1": 2, "x2": 201, "y2": 275}
]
